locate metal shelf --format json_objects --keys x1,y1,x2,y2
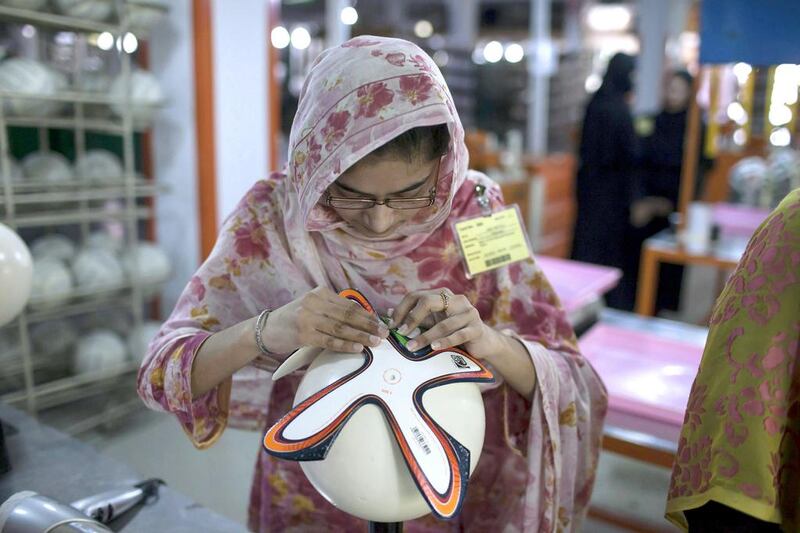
[
  {"x1": 0, "y1": 89, "x2": 164, "y2": 107},
  {"x1": 24, "y1": 281, "x2": 164, "y2": 323},
  {"x1": 0, "y1": 1, "x2": 168, "y2": 419},
  {"x1": 3, "y1": 204, "x2": 153, "y2": 228},
  {"x1": 1, "y1": 362, "x2": 139, "y2": 407},
  {"x1": 4, "y1": 115, "x2": 127, "y2": 134},
  {"x1": 0, "y1": 4, "x2": 167, "y2": 36},
  {"x1": 1, "y1": 180, "x2": 168, "y2": 205},
  {"x1": 38, "y1": 389, "x2": 144, "y2": 436}
]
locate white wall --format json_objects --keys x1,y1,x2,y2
[
  {"x1": 150, "y1": 0, "x2": 272, "y2": 312},
  {"x1": 211, "y1": 0, "x2": 271, "y2": 225},
  {"x1": 150, "y1": 0, "x2": 202, "y2": 312}
]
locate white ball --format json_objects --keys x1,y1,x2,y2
[
  {"x1": 0, "y1": 58, "x2": 66, "y2": 116},
  {"x1": 0, "y1": 0, "x2": 48, "y2": 8},
  {"x1": 30, "y1": 257, "x2": 73, "y2": 307},
  {"x1": 86, "y1": 230, "x2": 124, "y2": 253},
  {"x1": 30, "y1": 319, "x2": 78, "y2": 357},
  {"x1": 122, "y1": 242, "x2": 170, "y2": 285},
  {"x1": 74, "y1": 71, "x2": 111, "y2": 93},
  {"x1": 21, "y1": 151, "x2": 74, "y2": 183},
  {"x1": 72, "y1": 248, "x2": 125, "y2": 291},
  {"x1": 0, "y1": 224, "x2": 32, "y2": 327},
  {"x1": 30, "y1": 234, "x2": 77, "y2": 262},
  {"x1": 75, "y1": 149, "x2": 123, "y2": 183},
  {"x1": 294, "y1": 350, "x2": 486, "y2": 522},
  {"x1": 126, "y1": 0, "x2": 167, "y2": 35},
  {"x1": 53, "y1": 0, "x2": 113, "y2": 21},
  {"x1": 73, "y1": 329, "x2": 127, "y2": 374},
  {"x1": 109, "y1": 70, "x2": 164, "y2": 128},
  {"x1": 127, "y1": 320, "x2": 161, "y2": 362}
]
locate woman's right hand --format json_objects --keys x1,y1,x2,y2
[{"x1": 261, "y1": 287, "x2": 389, "y2": 354}]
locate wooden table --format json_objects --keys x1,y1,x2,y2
[{"x1": 634, "y1": 230, "x2": 746, "y2": 316}]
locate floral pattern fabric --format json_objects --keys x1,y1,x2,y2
[
  {"x1": 666, "y1": 189, "x2": 800, "y2": 530},
  {"x1": 138, "y1": 36, "x2": 607, "y2": 532}
]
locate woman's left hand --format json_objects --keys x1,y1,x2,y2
[{"x1": 390, "y1": 288, "x2": 501, "y2": 361}]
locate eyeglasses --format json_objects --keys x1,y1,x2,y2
[{"x1": 324, "y1": 158, "x2": 441, "y2": 210}]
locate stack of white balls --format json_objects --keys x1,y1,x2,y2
[
  {"x1": 26, "y1": 231, "x2": 171, "y2": 307},
  {"x1": 16, "y1": 148, "x2": 124, "y2": 185},
  {"x1": 71, "y1": 319, "x2": 161, "y2": 375}
]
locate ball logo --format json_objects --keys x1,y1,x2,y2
[{"x1": 450, "y1": 354, "x2": 469, "y2": 369}]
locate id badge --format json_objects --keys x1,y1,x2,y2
[{"x1": 451, "y1": 203, "x2": 533, "y2": 279}]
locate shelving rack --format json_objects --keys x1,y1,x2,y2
[{"x1": 0, "y1": 0, "x2": 168, "y2": 435}]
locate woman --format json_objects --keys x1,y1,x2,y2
[
  {"x1": 138, "y1": 36, "x2": 606, "y2": 532},
  {"x1": 666, "y1": 189, "x2": 799, "y2": 531},
  {"x1": 571, "y1": 52, "x2": 638, "y2": 310},
  {"x1": 627, "y1": 70, "x2": 701, "y2": 313}
]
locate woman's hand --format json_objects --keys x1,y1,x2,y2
[
  {"x1": 263, "y1": 287, "x2": 389, "y2": 354},
  {"x1": 390, "y1": 288, "x2": 502, "y2": 361}
]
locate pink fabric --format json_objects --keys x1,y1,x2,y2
[
  {"x1": 535, "y1": 256, "x2": 621, "y2": 314},
  {"x1": 138, "y1": 36, "x2": 606, "y2": 532},
  {"x1": 579, "y1": 323, "x2": 704, "y2": 427}
]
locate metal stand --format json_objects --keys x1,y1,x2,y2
[{"x1": 368, "y1": 522, "x2": 403, "y2": 533}]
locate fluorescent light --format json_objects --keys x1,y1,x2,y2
[
  {"x1": 504, "y1": 43, "x2": 524, "y2": 63},
  {"x1": 769, "y1": 127, "x2": 791, "y2": 147},
  {"x1": 340, "y1": 7, "x2": 358, "y2": 26},
  {"x1": 97, "y1": 31, "x2": 114, "y2": 51},
  {"x1": 271, "y1": 26, "x2": 290, "y2": 49},
  {"x1": 586, "y1": 5, "x2": 633, "y2": 33},
  {"x1": 483, "y1": 40, "x2": 503, "y2": 63},
  {"x1": 122, "y1": 32, "x2": 138, "y2": 54},
  {"x1": 414, "y1": 20, "x2": 433, "y2": 39},
  {"x1": 290, "y1": 27, "x2": 311, "y2": 50}
]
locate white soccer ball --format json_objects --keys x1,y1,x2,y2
[
  {"x1": 122, "y1": 242, "x2": 170, "y2": 285},
  {"x1": 71, "y1": 248, "x2": 125, "y2": 291},
  {"x1": 0, "y1": 0, "x2": 48, "y2": 9},
  {"x1": 75, "y1": 149, "x2": 124, "y2": 183},
  {"x1": 0, "y1": 58, "x2": 66, "y2": 116},
  {"x1": 127, "y1": 320, "x2": 161, "y2": 362},
  {"x1": 294, "y1": 349, "x2": 486, "y2": 522},
  {"x1": 0, "y1": 223, "x2": 32, "y2": 327},
  {"x1": 30, "y1": 319, "x2": 78, "y2": 357},
  {"x1": 73, "y1": 329, "x2": 127, "y2": 374},
  {"x1": 21, "y1": 151, "x2": 74, "y2": 183},
  {"x1": 109, "y1": 69, "x2": 164, "y2": 128},
  {"x1": 30, "y1": 257, "x2": 73, "y2": 307},
  {"x1": 86, "y1": 230, "x2": 124, "y2": 253},
  {"x1": 30, "y1": 234, "x2": 77, "y2": 263},
  {"x1": 126, "y1": 0, "x2": 167, "y2": 35},
  {"x1": 53, "y1": 0, "x2": 113, "y2": 21}
]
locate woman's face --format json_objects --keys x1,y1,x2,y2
[
  {"x1": 326, "y1": 156, "x2": 440, "y2": 239},
  {"x1": 664, "y1": 75, "x2": 691, "y2": 112}
]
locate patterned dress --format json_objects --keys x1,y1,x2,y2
[{"x1": 666, "y1": 189, "x2": 800, "y2": 530}]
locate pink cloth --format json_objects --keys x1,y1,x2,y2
[{"x1": 137, "y1": 36, "x2": 607, "y2": 532}]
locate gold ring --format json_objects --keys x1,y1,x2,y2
[{"x1": 440, "y1": 290, "x2": 449, "y2": 314}]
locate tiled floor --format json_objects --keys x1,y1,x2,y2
[{"x1": 83, "y1": 408, "x2": 677, "y2": 532}]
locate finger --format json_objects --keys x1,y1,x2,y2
[
  {"x1": 397, "y1": 293, "x2": 441, "y2": 335},
  {"x1": 317, "y1": 296, "x2": 387, "y2": 337},
  {"x1": 308, "y1": 331, "x2": 363, "y2": 353},
  {"x1": 407, "y1": 312, "x2": 473, "y2": 351},
  {"x1": 314, "y1": 316, "x2": 383, "y2": 348},
  {"x1": 390, "y1": 291, "x2": 428, "y2": 330},
  {"x1": 429, "y1": 324, "x2": 483, "y2": 352}
]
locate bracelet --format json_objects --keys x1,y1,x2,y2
[{"x1": 254, "y1": 308, "x2": 281, "y2": 359}]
